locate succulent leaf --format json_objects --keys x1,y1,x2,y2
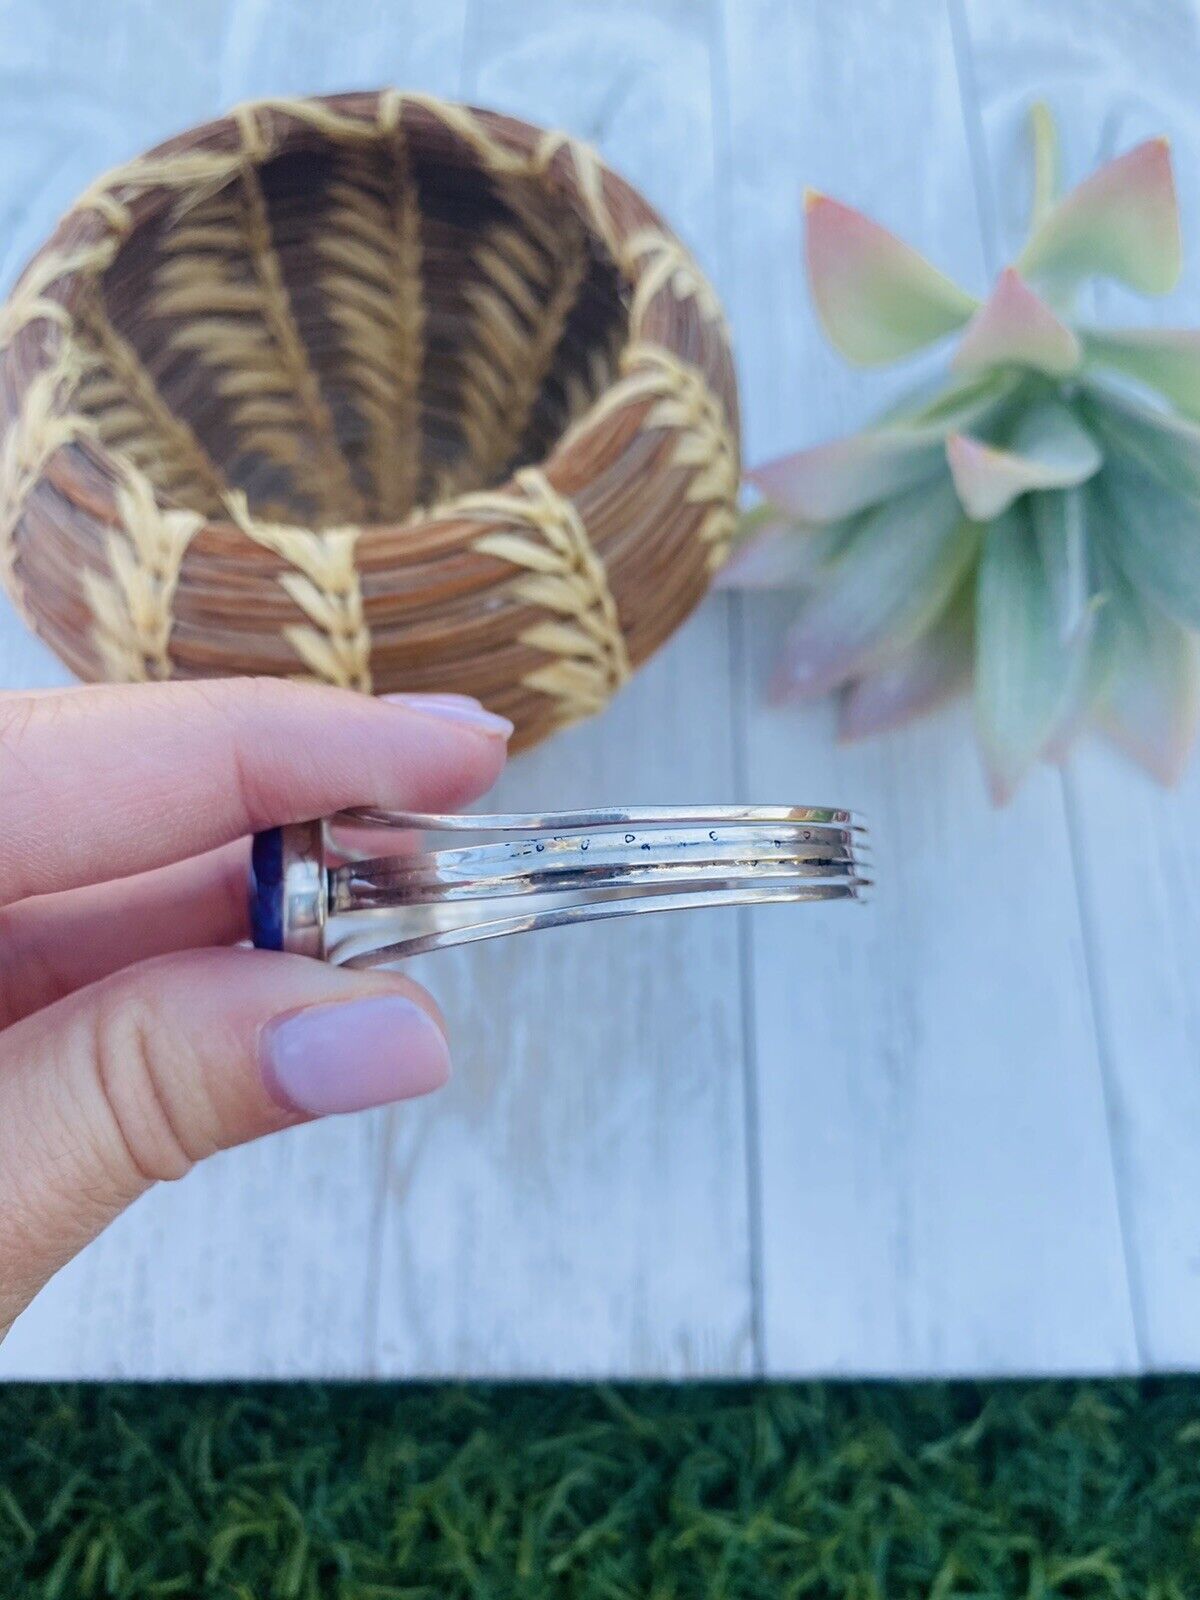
[
  {"x1": 774, "y1": 477, "x2": 975, "y2": 700},
  {"x1": 1091, "y1": 550, "x2": 1200, "y2": 783},
  {"x1": 718, "y1": 507, "x2": 847, "y2": 589},
  {"x1": 880, "y1": 370, "x2": 1020, "y2": 429},
  {"x1": 749, "y1": 376, "x2": 1008, "y2": 522},
  {"x1": 952, "y1": 269, "x2": 1081, "y2": 376},
  {"x1": 750, "y1": 430, "x2": 946, "y2": 524},
  {"x1": 1018, "y1": 138, "x2": 1182, "y2": 296},
  {"x1": 804, "y1": 192, "x2": 978, "y2": 365},
  {"x1": 1083, "y1": 384, "x2": 1200, "y2": 498},
  {"x1": 946, "y1": 402, "x2": 1101, "y2": 520},
  {"x1": 838, "y1": 584, "x2": 972, "y2": 739},
  {"x1": 1031, "y1": 485, "x2": 1092, "y2": 643},
  {"x1": 1082, "y1": 327, "x2": 1200, "y2": 419},
  {"x1": 1028, "y1": 102, "x2": 1060, "y2": 231},
  {"x1": 1095, "y1": 465, "x2": 1200, "y2": 632},
  {"x1": 975, "y1": 505, "x2": 1090, "y2": 801}
]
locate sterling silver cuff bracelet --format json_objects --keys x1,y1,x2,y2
[{"x1": 250, "y1": 806, "x2": 870, "y2": 967}]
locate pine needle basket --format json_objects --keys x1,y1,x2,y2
[{"x1": 0, "y1": 91, "x2": 740, "y2": 750}]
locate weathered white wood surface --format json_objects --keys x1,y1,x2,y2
[
  {"x1": 0, "y1": 0, "x2": 1196, "y2": 1378},
  {"x1": 958, "y1": 0, "x2": 1200, "y2": 1374},
  {"x1": 722, "y1": 0, "x2": 1137, "y2": 1377}
]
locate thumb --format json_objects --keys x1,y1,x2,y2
[{"x1": 0, "y1": 948, "x2": 449, "y2": 1335}]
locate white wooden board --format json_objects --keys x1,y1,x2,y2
[
  {"x1": 720, "y1": 0, "x2": 1137, "y2": 1376},
  {"x1": 958, "y1": 0, "x2": 1200, "y2": 1372},
  {"x1": 0, "y1": 0, "x2": 1197, "y2": 1378}
]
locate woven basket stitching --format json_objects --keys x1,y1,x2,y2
[
  {"x1": 228, "y1": 492, "x2": 372, "y2": 692},
  {"x1": 558, "y1": 324, "x2": 625, "y2": 434},
  {"x1": 533, "y1": 132, "x2": 621, "y2": 259},
  {"x1": 403, "y1": 95, "x2": 546, "y2": 177},
  {"x1": 232, "y1": 110, "x2": 364, "y2": 518},
  {"x1": 623, "y1": 229, "x2": 728, "y2": 335},
  {"x1": 74, "y1": 291, "x2": 228, "y2": 514},
  {"x1": 151, "y1": 117, "x2": 364, "y2": 524},
  {"x1": 0, "y1": 94, "x2": 679, "y2": 463},
  {"x1": 0, "y1": 241, "x2": 119, "y2": 350},
  {"x1": 84, "y1": 456, "x2": 204, "y2": 680},
  {"x1": 560, "y1": 342, "x2": 738, "y2": 571},
  {"x1": 78, "y1": 152, "x2": 270, "y2": 228},
  {"x1": 638, "y1": 348, "x2": 738, "y2": 572},
  {"x1": 3, "y1": 98, "x2": 609, "y2": 352},
  {"x1": 456, "y1": 185, "x2": 590, "y2": 496},
  {"x1": 0, "y1": 352, "x2": 92, "y2": 612},
  {"x1": 463, "y1": 466, "x2": 630, "y2": 719},
  {"x1": 318, "y1": 134, "x2": 425, "y2": 520},
  {"x1": 6, "y1": 93, "x2": 537, "y2": 398},
  {"x1": 236, "y1": 93, "x2": 541, "y2": 179}
]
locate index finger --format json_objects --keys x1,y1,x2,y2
[{"x1": 0, "y1": 679, "x2": 511, "y2": 904}]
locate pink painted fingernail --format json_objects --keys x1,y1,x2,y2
[
  {"x1": 260, "y1": 994, "x2": 451, "y2": 1116},
  {"x1": 383, "y1": 692, "x2": 513, "y2": 738}
]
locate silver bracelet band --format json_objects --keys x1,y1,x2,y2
[{"x1": 251, "y1": 805, "x2": 871, "y2": 967}]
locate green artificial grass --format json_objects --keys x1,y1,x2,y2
[{"x1": 2, "y1": 1381, "x2": 1199, "y2": 1597}]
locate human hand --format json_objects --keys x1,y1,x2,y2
[{"x1": 0, "y1": 678, "x2": 511, "y2": 1338}]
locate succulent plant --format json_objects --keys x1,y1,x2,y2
[{"x1": 727, "y1": 104, "x2": 1200, "y2": 800}]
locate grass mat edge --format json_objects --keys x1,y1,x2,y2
[{"x1": 2, "y1": 1379, "x2": 1199, "y2": 1596}]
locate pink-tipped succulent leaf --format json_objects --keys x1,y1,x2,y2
[
  {"x1": 946, "y1": 402, "x2": 1101, "y2": 520},
  {"x1": 1018, "y1": 137, "x2": 1181, "y2": 296},
  {"x1": 749, "y1": 376, "x2": 1008, "y2": 522},
  {"x1": 804, "y1": 192, "x2": 977, "y2": 364},
  {"x1": 953, "y1": 269, "x2": 1081, "y2": 376}
]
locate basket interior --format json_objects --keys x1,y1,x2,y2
[{"x1": 75, "y1": 140, "x2": 630, "y2": 526}]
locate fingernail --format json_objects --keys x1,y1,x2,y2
[
  {"x1": 260, "y1": 994, "x2": 451, "y2": 1116},
  {"x1": 383, "y1": 692, "x2": 513, "y2": 739},
  {"x1": 390, "y1": 692, "x2": 482, "y2": 707}
]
